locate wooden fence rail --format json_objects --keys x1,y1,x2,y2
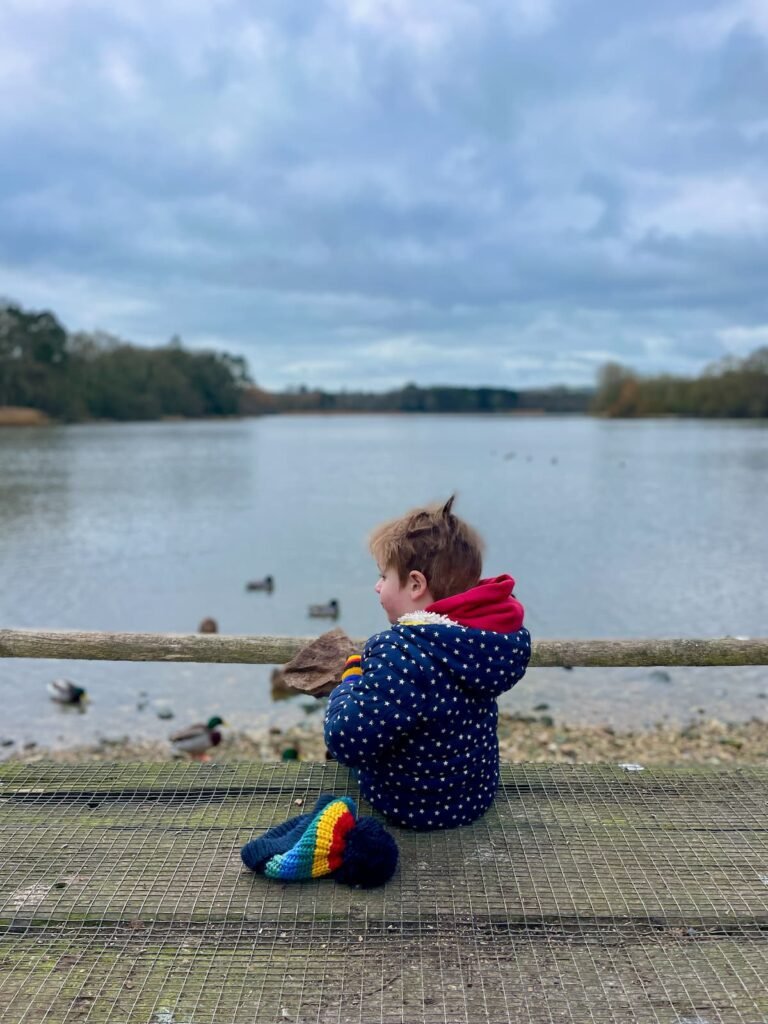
[{"x1": 1, "y1": 627, "x2": 767, "y2": 667}]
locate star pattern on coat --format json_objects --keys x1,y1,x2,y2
[{"x1": 324, "y1": 617, "x2": 531, "y2": 831}]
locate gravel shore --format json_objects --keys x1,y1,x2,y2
[{"x1": 6, "y1": 711, "x2": 767, "y2": 766}]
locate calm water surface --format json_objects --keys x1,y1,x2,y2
[{"x1": 1, "y1": 415, "x2": 767, "y2": 751}]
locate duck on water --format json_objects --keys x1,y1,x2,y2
[
  {"x1": 245, "y1": 576, "x2": 274, "y2": 593},
  {"x1": 308, "y1": 599, "x2": 340, "y2": 620}
]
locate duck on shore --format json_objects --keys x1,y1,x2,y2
[
  {"x1": 308, "y1": 599, "x2": 340, "y2": 619},
  {"x1": 246, "y1": 575, "x2": 274, "y2": 593},
  {"x1": 47, "y1": 679, "x2": 87, "y2": 705},
  {"x1": 169, "y1": 715, "x2": 225, "y2": 760}
]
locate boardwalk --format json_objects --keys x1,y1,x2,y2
[{"x1": 1, "y1": 760, "x2": 766, "y2": 1023}]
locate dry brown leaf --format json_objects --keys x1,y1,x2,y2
[{"x1": 279, "y1": 628, "x2": 360, "y2": 697}]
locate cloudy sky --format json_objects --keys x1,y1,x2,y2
[{"x1": 1, "y1": 0, "x2": 767, "y2": 390}]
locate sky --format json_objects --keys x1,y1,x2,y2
[{"x1": 1, "y1": 0, "x2": 768, "y2": 391}]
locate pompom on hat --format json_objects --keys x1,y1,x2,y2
[{"x1": 241, "y1": 794, "x2": 398, "y2": 888}]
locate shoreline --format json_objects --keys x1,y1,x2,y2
[
  {"x1": 0, "y1": 406, "x2": 51, "y2": 426},
  {"x1": 4, "y1": 408, "x2": 765, "y2": 429},
  {"x1": 0, "y1": 409, "x2": 580, "y2": 428},
  {"x1": 5, "y1": 712, "x2": 767, "y2": 766}
]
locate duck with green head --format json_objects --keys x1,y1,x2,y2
[
  {"x1": 170, "y1": 716, "x2": 225, "y2": 759},
  {"x1": 48, "y1": 679, "x2": 87, "y2": 705}
]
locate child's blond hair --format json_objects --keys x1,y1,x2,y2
[{"x1": 368, "y1": 495, "x2": 484, "y2": 602}]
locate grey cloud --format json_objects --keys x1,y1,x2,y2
[
  {"x1": 697, "y1": 25, "x2": 768, "y2": 119},
  {"x1": 1, "y1": 0, "x2": 767, "y2": 390}
]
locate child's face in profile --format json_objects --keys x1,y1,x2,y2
[{"x1": 375, "y1": 566, "x2": 426, "y2": 623}]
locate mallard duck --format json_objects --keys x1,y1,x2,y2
[
  {"x1": 245, "y1": 575, "x2": 274, "y2": 593},
  {"x1": 308, "y1": 599, "x2": 339, "y2": 619},
  {"x1": 47, "y1": 679, "x2": 86, "y2": 704},
  {"x1": 169, "y1": 715, "x2": 225, "y2": 759}
]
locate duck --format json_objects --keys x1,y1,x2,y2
[
  {"x1": 245, "y1": 575, "x2": 274, "y2": 593},
  {"x1": 169, "y1": 715, "x2": 225, "y2": 759},
  {"x1": 47, "y1": 679, "x2": 87, "y2": 705},
  {"x1": 308, "y1": 599, "x2": 340, "y2": 619}
]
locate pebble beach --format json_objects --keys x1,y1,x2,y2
[{"x1": 7, "y1": 712, "x2": 767, "y2": 767}]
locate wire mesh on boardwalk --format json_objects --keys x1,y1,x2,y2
[{"x1": 0, "y1": 760, "x2": 767, "y2": 1023}]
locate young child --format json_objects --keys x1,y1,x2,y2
[{"x1": 324, "y1": 496, "x2": 531, "y2": 830}]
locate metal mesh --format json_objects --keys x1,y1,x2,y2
[{"x1": 1, "y1": 761, "x2": 766, "y2": 1023}]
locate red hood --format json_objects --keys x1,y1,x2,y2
[{"x1": 426, "y1": 574, "x2": 524, "y2": 633}]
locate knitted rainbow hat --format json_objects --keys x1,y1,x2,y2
[{"x1": 240, "y1": 794, "x2": 399, "y2": 888}]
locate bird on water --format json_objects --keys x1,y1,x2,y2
[
  {"x1": 246, "y1": 576, "x2": 274, "y2": 593},
  {"x1": 308, "y1": 599, "x2": 340, "y2": 619},
  {"x1": 48, "y1": 679, "x2": 87, "y2": 704}
]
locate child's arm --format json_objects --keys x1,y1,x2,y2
[{"x1": 324, "y1": 635, "x2": 423, "y2": 768}]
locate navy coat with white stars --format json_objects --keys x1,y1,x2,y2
[{"x1": 324, "y1": 601, "x2": 531, "y2": 831}]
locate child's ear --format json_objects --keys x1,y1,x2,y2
[{"x1": 408, "y1": 571, "x2": 429, "y2": 597}]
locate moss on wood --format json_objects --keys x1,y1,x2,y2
[{"x1": 1, "y1": 762, "x2": 768, "y2": 1022}]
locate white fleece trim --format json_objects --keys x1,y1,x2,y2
[{"x1": 397, "y1": 611, "x2": 458, "y2": 627}]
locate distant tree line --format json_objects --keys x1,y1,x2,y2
[
  {"x1": 591, "y1": 349, "x2": 768, "y2": 418},
  {"x1": 240, "y1": 382, "x2": 592, "y2": 416},
  {"x1": 7, "y1": 298, "x2": 764, "y2": 424},
  {"x1": 0, "y1": 300, "x2": 592, "y2": 422},
  {"x1": 0, "y1": 302, "x2": 249, "y2": 421}
]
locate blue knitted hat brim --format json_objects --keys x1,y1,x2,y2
[{"x1": 240, "y1": 794, "x2": 337, "y2": 872}]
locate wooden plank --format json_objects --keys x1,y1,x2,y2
[
  {"x1": 1, "y1": 763, "x2": 767, "y2": 1023},
  {"x1": 1, "y1": 928, "x2": 767, "y2": 1023},
  {"x1": 0, "y1": 758, "x2": 348, "y2": 796},
  {"x1": 0, "y1": 764, "x2": 766, "y2": 927}
]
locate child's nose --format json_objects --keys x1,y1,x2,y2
[{"x1": 374, "y1": 579, "x2": 382, "y2": 594}]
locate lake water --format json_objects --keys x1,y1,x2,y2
[{"x1": 1, "y1": 415, "x2": 767, "y2": 752}]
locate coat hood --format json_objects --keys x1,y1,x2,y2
[
  {"x1": 426, "y1": 574, "x2": 524, "y2": 633},
  {"x1": 394, "y1": 612, "x2": 530, "y2": 700}
]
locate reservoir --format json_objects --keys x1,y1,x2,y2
[{"x1": 1, "y1": 414, "x2": 766, "y2": 750}]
